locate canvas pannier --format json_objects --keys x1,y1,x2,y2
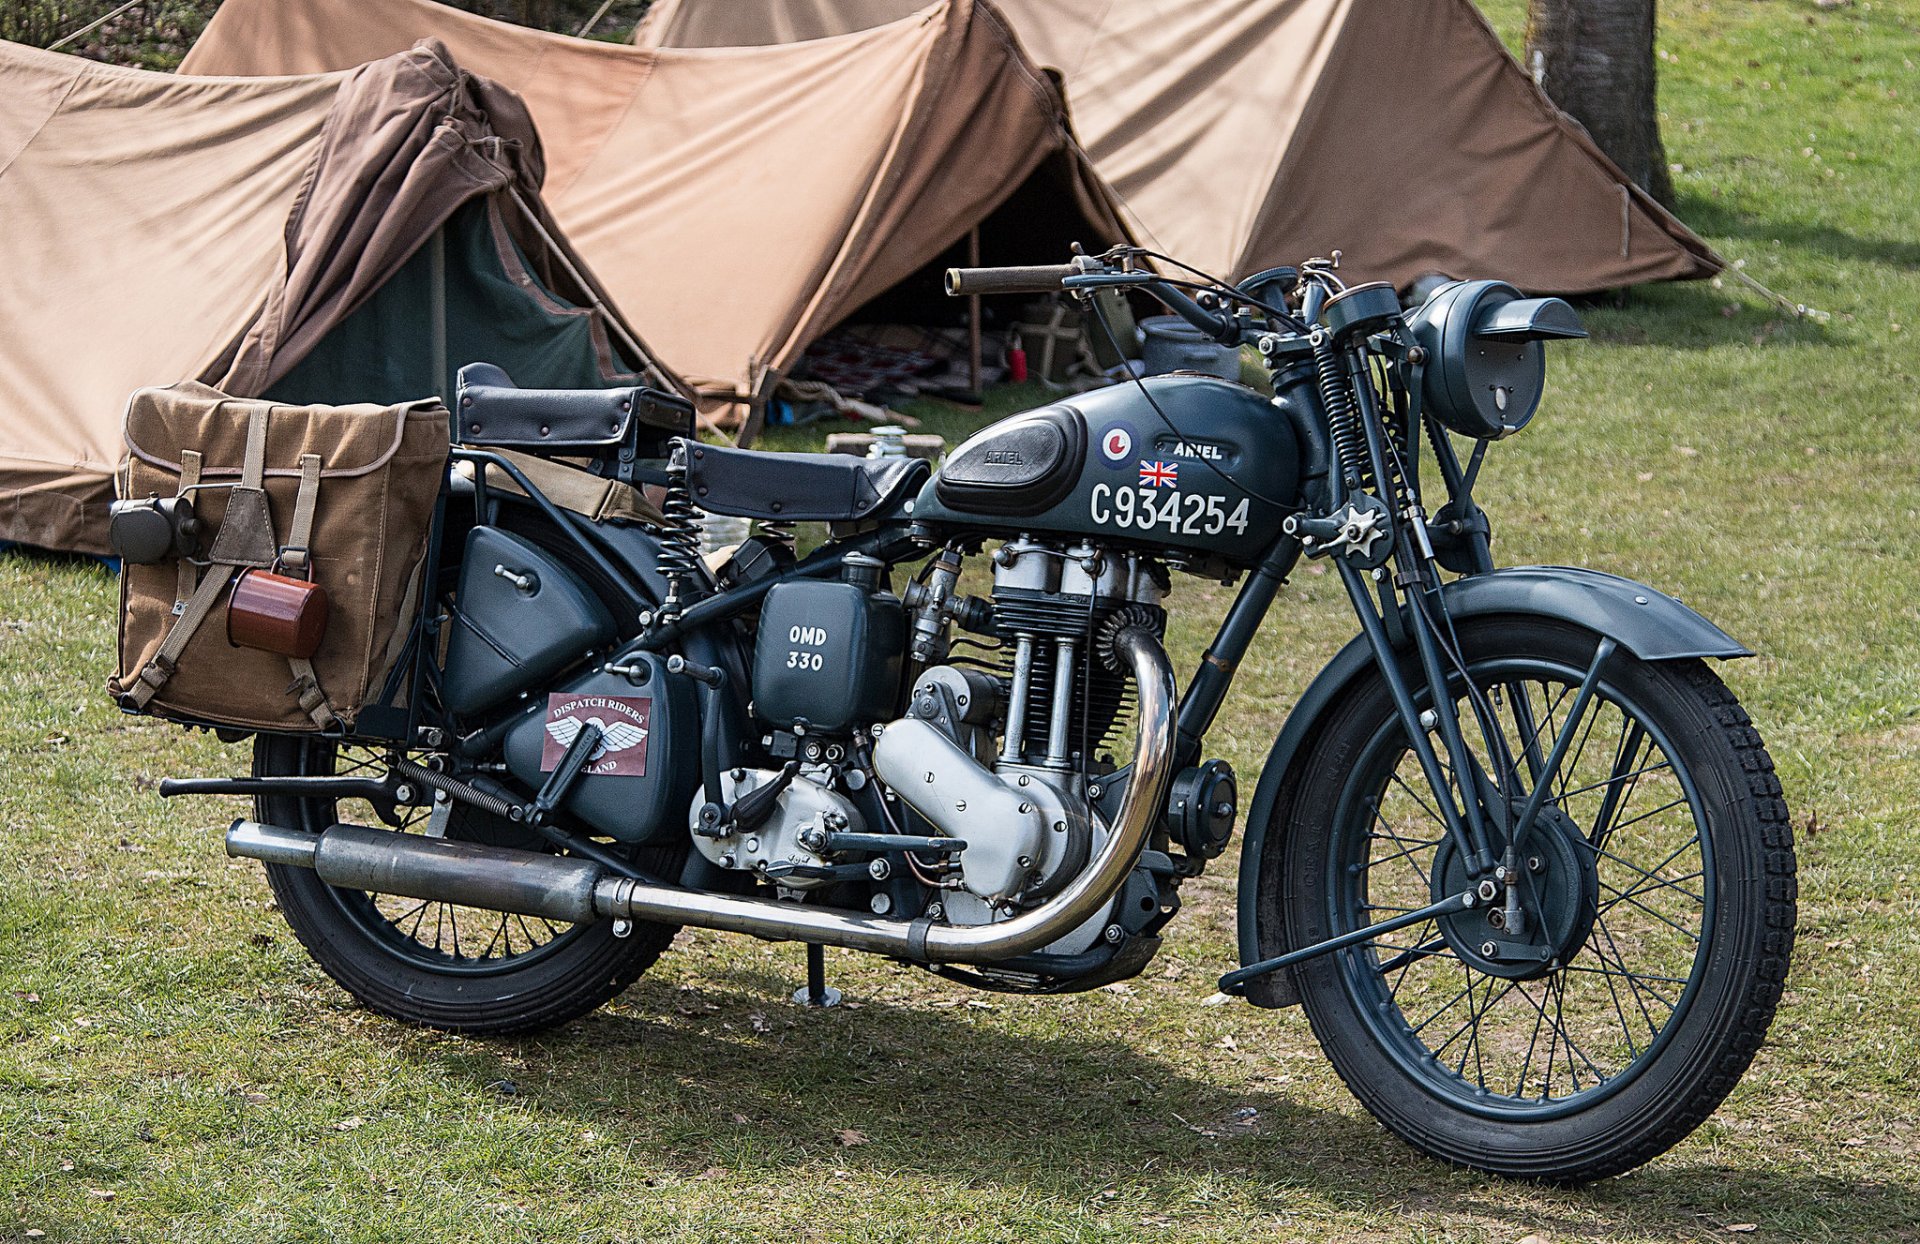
[{"x1": 109, "y1": 382, "x2": 448, "y2": 732}]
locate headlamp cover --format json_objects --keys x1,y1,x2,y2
[{"x1": 1407, "y1": 280, "x2": 1583, "y2": 440}]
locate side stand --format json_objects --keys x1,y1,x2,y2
[{"x1": 792, "y1": 942, "x2": 842, "y2": 1008}]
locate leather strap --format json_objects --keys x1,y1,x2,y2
[
  {"x1": 174, "y1": 449, "x2": 202, "y2": 604},
  {"x1": 207, "y1": 404, "x2": 277, "y2": 569},
  {"x1": 284, "y1": 655, "x2": 339, "y2": 730},
  {"x1": 465, "y1": 448, "x2": 663, "y2": 525},
  {"x1": 123, "y1": 565, "x2": 233, "y2": 709},
  {"x1": 280, "y1": 452, "x2": 321, "y2": 573},
  {"x1": 240, "y1": 402, "x2": 269, "y2": 488}
]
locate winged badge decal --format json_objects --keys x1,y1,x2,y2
[
  {"x1": 545, "y1": 714, "x2": 648, "y2": 760},
  {"x1": 539, "y1": 694, "x2": 652, "y2": 777}
]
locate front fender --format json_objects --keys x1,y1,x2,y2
[{"x1": 1231, "y1": 566, "x2": 1746, "y2": 1007}]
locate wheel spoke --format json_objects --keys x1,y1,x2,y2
[
  {"x1": 1594, "y1": 877, "x2": 1702, "y2": 943},
  {"x1": 1590, "y1": 910, "x2": 1685, "y2": 1016},
  {"x1": 1373, "y1": 935, "x2": 1449, "y2": 977},
  {"x1": 1589, "y1": 722, "x2": 1652, "y2": 850},
  {"x1": 1599, "y1": 865, "x2": 1705, "y2": 912}
]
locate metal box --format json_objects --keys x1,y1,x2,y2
[{"x1": 752, "y1": 581, "x2": 904, "y2": 733}]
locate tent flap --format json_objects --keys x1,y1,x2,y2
[
  {"x1": 181, "y1": 0, "x2": 1131, "y2": 415},
  {"x1": 0, "y1": 37, "x2": 680, "y2": 554}
]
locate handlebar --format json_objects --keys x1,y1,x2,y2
[
  {"x1": 945, "y1": 260, "x2": 1248, "y2": 346},
  {"x1": 943, "y1": 264, "x2": 1080, "y2": 297}
]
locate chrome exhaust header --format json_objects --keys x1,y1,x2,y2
[{"x1": 225, "y1": 626, "x2": 1178, "y2": 965}]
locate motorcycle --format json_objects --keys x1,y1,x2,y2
[{"x1": 170, "y1": 246, "x2": 1795, "y2": 1182}]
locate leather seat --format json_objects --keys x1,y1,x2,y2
[
  {"x1": 682, "y1": 441, "x2": 929, "y2": 523},
  {"x1": 453, "y1": 362, "x2": 687, "y2": 451}
]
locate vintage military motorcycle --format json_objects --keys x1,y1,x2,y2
[{"x1": 161, "y1": 247, "x2": 1794, "y2": 1182}]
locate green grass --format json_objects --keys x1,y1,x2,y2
[{"x1": 4, "y1": 1, "x2": 1919, "y2": 1239}]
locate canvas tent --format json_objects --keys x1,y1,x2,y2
[
  {"x1": 181, "y1": 0, "x2": 1132, "y2": 428},
  {"x1": 0, "y1": 38, "x2": 680, "y2": 556},
  {"x1": 634, "y1": 0, "x2": 1724, "y2": 293}
]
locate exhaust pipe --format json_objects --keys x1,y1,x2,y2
[
  {"x1": 226, "y1": 818, "x2": 603, "y2": 922},
  {"x1": 226, "y1": 627, "x2": 1176, "y2": 965}
]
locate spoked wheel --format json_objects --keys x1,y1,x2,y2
[
  {"x1": 1277, "y1": 617, "x2": 1795, "y2": 1182},
  {"x1": 252, "y1": 735, "x2": 682, "y2": 1034}
]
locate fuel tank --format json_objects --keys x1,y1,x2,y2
[{"x1": 911, "y1": 376, "x2": 1299, "y2": 566}]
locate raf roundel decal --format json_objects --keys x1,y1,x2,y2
[{"x1": 1100, "y1": 426, "x2": 1133, "y2": 463}]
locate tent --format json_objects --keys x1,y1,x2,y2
[
  {"x1": 181, "y1": 0, "x2": 1132, "y2": 430},
  {"x1": 633, "y1": 0, "x2": 1724, "y2": 293},
  {"x1": 0, "y1": 38, "x2": 681, "y2": 556}
]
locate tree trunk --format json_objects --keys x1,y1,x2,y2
[{"x1": 1526, "y1": 0, "x2": 1675, "y2": 209}]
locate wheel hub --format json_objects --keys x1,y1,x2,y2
[{"x1": 1430, "y1": 804, "x2": 1598, "y2": 980}]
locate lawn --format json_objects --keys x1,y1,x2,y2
[{"x1": 3, "y1": 1, "x2": 1917, "y2": 1240}]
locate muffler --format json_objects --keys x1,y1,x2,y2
[
  {"x1": 227, "y1": 819, "x2": 601, "y2": 923},
  {"x1": 226, "y1": 626, "x2": 1176, "y2": 964}
]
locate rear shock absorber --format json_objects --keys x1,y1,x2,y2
[{"x1": 656, "y1": 444, "x2": 701, "y2": 618}]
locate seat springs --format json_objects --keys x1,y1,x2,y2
[
  {"x1": 657, "y1": 445, "x2": 700, "y2": 616},
  {"x1": 758, "y1": 518, "x2": 797, "y2": 552}
]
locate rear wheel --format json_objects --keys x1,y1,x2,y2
[
  {"x1": 253, "y1": 735, "x2": 682, "y2": 1034},
  {"x1": 1276, "y1": 618, "x2": 1795, "y2": 1182}
]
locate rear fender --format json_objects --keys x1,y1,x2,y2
[{"x1": 1232, "y1": 566, "x2": 1746, "y2": 1007}]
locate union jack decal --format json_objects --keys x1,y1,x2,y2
[{"x1": 1138, "y1": 460, "x2": 1178, "y2": 488}]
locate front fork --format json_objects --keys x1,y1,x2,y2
[{"x1": 1312, "y1": 337, "x2": 1605, "y2": 890}]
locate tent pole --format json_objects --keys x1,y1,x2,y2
[
  {"x1": 967, "y1": 225, "x2": 983, "y2": 397},
  {"x1": 430, "y1": 227, "x2": 448, "y2": 401},
  {"x1": 504, "y1": 187, "x2": 689, "y2": 403}
]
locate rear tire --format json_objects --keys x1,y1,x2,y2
[
  {"x1": 254, "y1": 735, "x2": 681, "y2": 1034},
  {"x1": 1274, "y1": 618, "x2": 1795, "y2": 1182}
]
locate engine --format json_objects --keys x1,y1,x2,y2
[{"x1": 691, "y1": 534, "x2": 1168, "y2": 959}]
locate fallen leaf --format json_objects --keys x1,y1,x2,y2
[
  {"x1": 695, "y1": 1165, "x2": 729, "y2": 1180},
  {"x1": 1200, "y1": 992, "x2": 1231, "y2": 1007},
  {"x1": 730, "y1": 1113, "x2": 750, "y2": 1125},
  {"x1": 333, "y1": 1116, "x2": 366, "y2": 1131},
  {"x1": 836, "y1": 1128, "x2": 870, "y2": 1147},
  {"x1": 1215, "y1": 1034, "x2": 1238, "y2": 1050},
  {"x1": 59, "y1": 1160, "x2": 74, "y2": 1172},
  {"x1": 1726, "y1": 1226, "x2": 1758, "y2": 1235},
  {"x1": 87, "y1": 1188, "x2": 115, "y2": 1201}
]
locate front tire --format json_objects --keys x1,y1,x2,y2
[
  {"x1": 1274, "y1": 617, "x2": 1795, "y2": 1182},
  {"x1": 253, "y1": 735, "x2": 681, "y2": 1034}
]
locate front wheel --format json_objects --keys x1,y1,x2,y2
[{"x1": 1275, "y1": 617, "x2": 1795, "y2": 1182}]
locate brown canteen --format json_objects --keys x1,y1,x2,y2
[{"x1": 227, "y1": 568, "x2": 330, "y2": 659}]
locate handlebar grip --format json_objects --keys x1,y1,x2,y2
[{"x1": 943, "y1": 264, "x2": 1079, "y2": 297}]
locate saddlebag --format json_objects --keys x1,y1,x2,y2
[{"x1": 109, "y1": 381, "x2": 448, "y2": 732}]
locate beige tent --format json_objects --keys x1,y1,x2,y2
[
  {"x1": 0, "y1": 38, "x2": 679, "y2": 555},
  {"x1": 182, "y1": 0, "x2": 1132, "y2": 428},
  {"x1": 635, "y1": 0, "x2": 1723, "y2": 292}
]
